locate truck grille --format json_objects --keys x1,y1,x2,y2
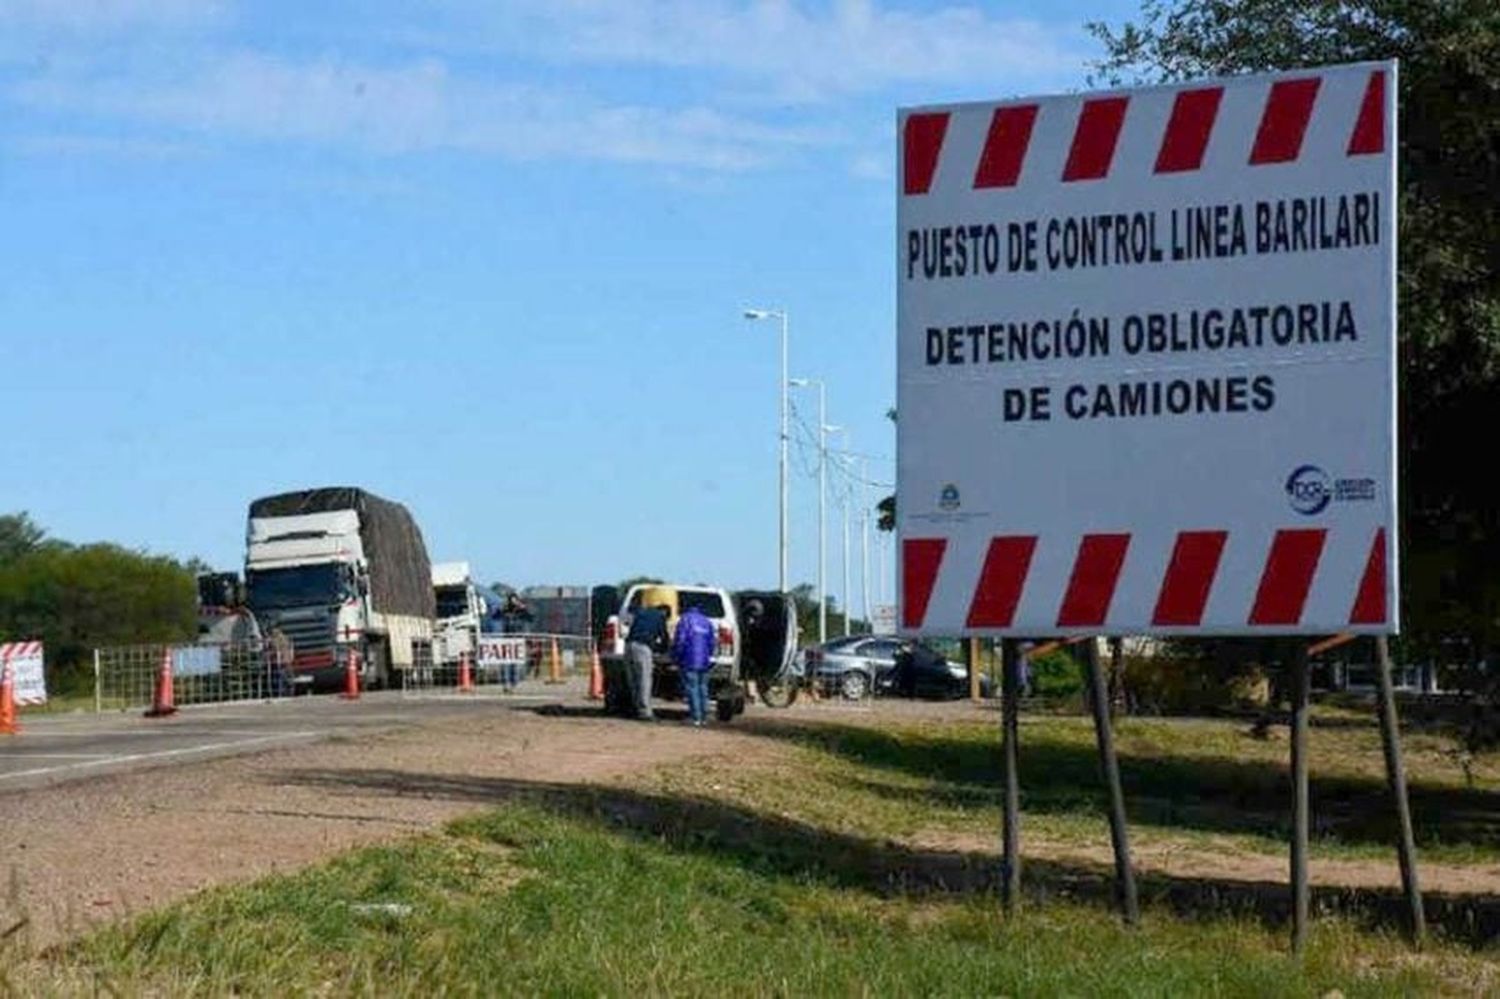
[{"x1": 264, "y1": 609, "x2": 336, "y2": 670}]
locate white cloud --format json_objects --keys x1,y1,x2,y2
[
  {"x1": 12, "y1": 51, "x2": 840, "y2": 169},
  {"x1": 848, "y1": 151, "x2": 889, "y2": 181},
  {"x1": 0, "y1": 0, "x2": 225, "y2": 31},
  {"x1": 435, "y1": 0, "x2": 1090, "y2": 101},
  {"x1": 9, "y1": 131, "x2": 203, "y2": 158}
]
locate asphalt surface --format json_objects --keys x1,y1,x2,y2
[{"x1": 0, "y1": 683, "x2": 583, "y2": 794}]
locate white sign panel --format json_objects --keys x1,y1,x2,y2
[
  {"x1": 172, "y1": 646, "x2": 223, "y2": 678},
  {"x1": 1, "y1": 641, "x2": 47, "y2": 705},
  {"x1": 871, "y1": 604, "x2": 898, "y2": 636},
  {"x1": 897, "y1": 62, "x2": 1397, "y2": 637},
  {"x1": 477, "y1": 636, "x2": 527, "y2": 667}
]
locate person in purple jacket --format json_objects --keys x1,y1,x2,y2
[{"x1": 672, "y1": 604, "x2": 716, "y2": 727}]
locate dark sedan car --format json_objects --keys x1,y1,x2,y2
[{"x1": 807, "y1": 636, "x2": 990, "y2": 700}]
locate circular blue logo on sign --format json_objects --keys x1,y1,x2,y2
[
  {"x1": 938, "y1": 484, "x2": 961, "y2": 511},
  {"x1": 1286, "y1": 464, "x2": 1331, "y2": 516}
]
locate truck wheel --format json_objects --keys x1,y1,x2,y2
[
  {"x1": 715, "y1": 698, "x2": 737, "y2": 723},
  {"x1": 363, "y1": 639, "x2": 392, "y2": 690}
]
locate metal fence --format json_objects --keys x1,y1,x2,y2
[
  {"x1": 94, "y1": 640, "x2": 291, "y2": 711},
  {"x1": 399, "y1": 633, "x2": 597, "y2": 698}
]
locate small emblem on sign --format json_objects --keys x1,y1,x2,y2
[
  {"x1": 938, "y1": 484, "x2": 961, "y2": 511},
  {"x1": 1285, "y1": 465, "x2": 1332, "y2": 516}
]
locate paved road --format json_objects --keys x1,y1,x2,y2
[{"x1": 0, "y1": 683, "x2": 585, "y2": 794}]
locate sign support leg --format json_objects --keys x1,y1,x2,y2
[
  {"x1": 1001, "y1": 638, "x2": 1021, "y2": 914},
  {"x1": 1375, "y1": 635, "x2": 1426, "y2": 946},
  {"x1": 1084, "y1": 638, "x2": 1139, "y2": 925},
  {"x1": 1289, "y1": 642, "x2": 1311, "y2": 954}
]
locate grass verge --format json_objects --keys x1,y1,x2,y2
[{"x1": 12, "y1": 711, "x2": 1498, "y2": 996}]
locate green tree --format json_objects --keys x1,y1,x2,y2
[
  {"x1": 1092, "y1": 0, "x2": 1500, "y2": 660},
  {"x1": 0, "y1": 512, "x2": 46, "y2": 566},
  {"x1": 0, "y1": 517, "x2": 198, "y2": 689}
]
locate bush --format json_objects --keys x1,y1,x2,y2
[
  {"x1": 1027, "y1": 649, "x2": 1084, "y2": 701},
  {"x1": 1123, "y1": 652, "x2": 1271, "y2": 716}
]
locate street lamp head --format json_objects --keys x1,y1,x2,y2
[
  {"x1": 743, "y1": 307, "x2": 783, "y2": 321},
  {"x1": 788, "y1": 377, "x2": 812, "y2": 388}
]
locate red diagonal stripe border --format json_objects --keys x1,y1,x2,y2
[
  {"x1": 902, "y1": 538, "x2": 948, "y2": 628},
  {"x1": 1057, "y1": 533, "x2": 1131, "y2": 627},
  {"x1": 903, "y1": 112, "x2": 950, "y2": 195},
  {"x1": 1152, "y1": 530, "x2": 1228, "y2": 626},
  {"x1": 1250, "y1": 77, "x2": 1321, "y2": 165},
  {"x1": 966, "y1": 535, "x2": 1038, "y2": 627},
  {"x1": 1249, "y1": 529, "x2": 1328, "y2": 625}
]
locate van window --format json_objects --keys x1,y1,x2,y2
[{"x1": 678, "y1": 591, "x2": 726, "y2": 618}]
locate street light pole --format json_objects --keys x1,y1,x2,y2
[
  {"x1": 790, "y1": 378, "x2": 832, "y2": 644},
  {"x1": 743, "y1": 308, "x2": 790, "y2": 592}
]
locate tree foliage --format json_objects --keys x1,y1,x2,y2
[
  {"x1": 0, "y1": 512, "x2": 46, "y2": 566},
  {"x1": 0, "y1": 514, "x2": 198, "y2": 684},
  {"x1": 1093, "y1": 1, "x2": 1500, "y2": 658}
]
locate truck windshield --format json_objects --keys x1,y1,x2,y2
[
  {"x1": 247, "y1": 565, "x2": 347, "y2": 610},
  {"x1": 435, "y1": 585, "x2": 470, "y2": 620}
]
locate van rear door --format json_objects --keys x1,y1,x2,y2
[{"x1": 734, "y1": 591, "x2": 798, "y2": 686}]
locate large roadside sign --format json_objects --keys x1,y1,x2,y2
[{"x1": 897, "y1": 62, "x2": 1397, "y2": 637}]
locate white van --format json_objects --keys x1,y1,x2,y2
[{"x1": 600, "y1": 583, "x2": 798, "y2": 722}]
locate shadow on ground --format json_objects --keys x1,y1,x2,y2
[
  {"x1": 277, "y1": 760, "x2": 1500, "y2": 948},
  {"x1": 723, "y1": 716, "x2": 1500, "y2": 860}
]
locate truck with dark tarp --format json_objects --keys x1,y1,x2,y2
[{"x1": 244, "y1": 487, "x2": 435, "y2": 691}]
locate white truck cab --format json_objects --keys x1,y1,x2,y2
[{"x1": 432, "y1": 561, "x2": 486, "y2": 667}]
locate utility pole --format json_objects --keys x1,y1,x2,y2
[
  {"x1": 860, "y1": 458, "x2": 871, "y2": 630},
  {"x1": 742, "y1": 308, "x2": 790, "y2": 591},
  {"x1": 790, "y1": 378, "x2": 832, "y2": 644}
]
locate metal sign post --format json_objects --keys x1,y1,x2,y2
[
  {"x1": 1000, "y1": 638, "x2": 1022, "y2": 914},
  {"x1": 1374, "y1": 635, "x2": 1426, "y2": 944},
  {"x1": 1083, "y1": 639, "x2": 1139, "y2": 925}
]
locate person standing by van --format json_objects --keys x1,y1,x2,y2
[
  {"x1": 625, "y1": 603, "x2": 670, "y2": 721},
  {"x1": 673, "y1": 604, "x2": 716, "y2": 726}
]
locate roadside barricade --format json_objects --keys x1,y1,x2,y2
[
  {"x1": 94, "y1": 640, "x2": 291, "y2": 712},
  {"x1": 399, "y1": 633, "x2": 596, "y2": 698}
]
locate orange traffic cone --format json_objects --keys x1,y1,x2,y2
[
  {"x1": 1, "y1": 654, "x2": 19, "y2": 735},
  {"x1": 547, "y1": 638, "x2": 563, "y2": 685},
  {"x1": 340, "y1": 644, "x2": 361, "y2": 700},
  {"x1": 458, "y1": 651, "x2": 475, "y2": 693},
  {"x1": 588, "y1": 648, "x2": 604, "y2": 700},
  {"x1": 145, "y1": 647, "x2": 178, "y2": 717}
]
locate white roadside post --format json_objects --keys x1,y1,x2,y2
[
  {"x1": 744, "y1": 308, "x2": 791, "y2": 592},
  {"x1": 897, "y1": 62, "x2": 1404, "y2": 942}
]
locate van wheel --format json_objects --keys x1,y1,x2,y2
[
  {"x1": 715, "y1": 698, "x2": 737, "y2": 723},
  {"x1": 759, "y1": 680, "x2": 798, "y2": 709},
  {"x1": 840, "y1": 671, "x2": 870, "y2": 700}
]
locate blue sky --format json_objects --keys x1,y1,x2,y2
[{"x1": 1, "y1": 0, "x2": 1135, "y2": 603}]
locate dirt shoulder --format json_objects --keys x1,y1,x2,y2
[
  {"x1": 2, "y1": 701, "x2": 769, "y2": 952},
  {"x1": 6, "y1": 698, "x2": 1494, "y2": 955}
]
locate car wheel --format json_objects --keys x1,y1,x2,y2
[
  {"x1": 840, "y1": 670, "x2": 870, "y2": 700},
  {"x1": 715, "y1": 698, "x2": 737, "y2": 723}
]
